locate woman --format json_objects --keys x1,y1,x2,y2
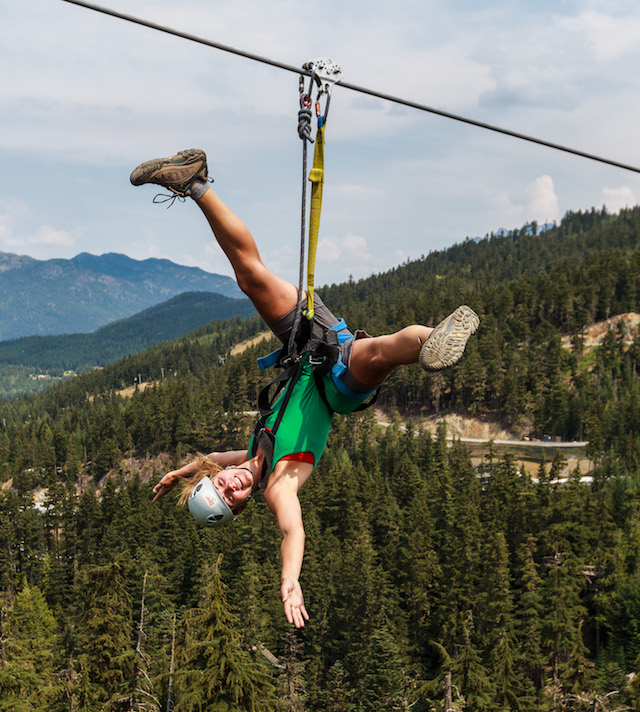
[{"x1": 131, "y1": 149, "x2": 479, "y2": 627}]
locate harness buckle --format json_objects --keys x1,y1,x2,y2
[{"x1": 279, "y1": 354, "x2": 299, "y2": 368}]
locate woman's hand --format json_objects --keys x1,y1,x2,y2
[
  {"x1": 281, "y1": 578, "x2": 309, "y2": 628},
  {"x1": 152, "y1": 471, "x2": 181, "y2": 503}
]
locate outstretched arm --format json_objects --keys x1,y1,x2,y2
[
  {"x1": 265, "y1": 473, "x2": 310, "y2": 628},
  {"x1": 152, "y1": 450, "x2": 248, "y2": 502}
]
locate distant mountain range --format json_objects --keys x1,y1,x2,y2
[
  {"x1": 0, "y1": 251, "x2": 243, "y2": 340},
  {"x1": 0, "y1": 290, "x2": 258, "y2": 398},
  {"x1": 0, "y1": 291, "x2": 256, "y2": 373}
]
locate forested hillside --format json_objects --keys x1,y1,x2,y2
[
  {"x1": 3, "y1": 207, "x2": 640, "y2": 710},
  {"x1": 0, "y1": 291, "x2": 255, "y2": 399}
]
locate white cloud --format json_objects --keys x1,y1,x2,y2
[
  {"x1": 0, "y1": 197, "x2": 73, "y2": 252},
  {"x1": 0, "y1": 217, "x2": 10, "y2": 240},
  {"x1": 28, "y1": 225, "x2": 73, "y2": 247},
  {"x1": 601, "y1": 186, "x2": 637, "y2": 213},
  {"x1": 317, "y1": 237, "x2": 342, "y2": 263},
  {"x1": 318, "y1": 232, "x2": 383, "y2": 279},
  {"x1": 561, "y1": 11, "x2": 640, "y2": 61},
  {"x1": 527, "y1": 176, "x2": 560, "y2": 221},
  {"x1": 488, "y1": 175, "x2": 560, "y2": 230},
  {"x1": 0, "y1": 198, "x2": 29, "y2": 248}
]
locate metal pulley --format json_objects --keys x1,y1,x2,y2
[
  {"x1": 300, "y1": 57, "x2": 342, "y2": 125},
  {"x1": 302, "y1": 57, "x2": 343, "y2": 92}
]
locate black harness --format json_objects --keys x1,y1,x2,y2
[{"x1": 251, "y1": 317, "x2": 378, "y2": 482}]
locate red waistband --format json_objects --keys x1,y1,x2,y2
[
  {"x1": 263, "y1": 427, "x2": 315, "y2": 465},
  {"x1": 280, "y1": 452, "x2": 315, "y2": 465}
]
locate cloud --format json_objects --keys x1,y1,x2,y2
[
  {"x1": 0, "y1": 197, "x2": 28, "y2": 247},
  {"x1": 488, "y1": 175, "x2": 560, "y2": 230},
  {"x1": 318, "y1": 232, "x2": 383, "y2": 279},
  {"x1": 28, "y1": 225, "x2": 73, "y2": 247},
  {"x1": 0, "y1": 197, "x2": 73, "y2": 253},
  {"x1": 0, "y1": 217, "x2": 10, "y2": 240},
  {"x1": 560, "y1": 11, "x2": 640, "y2": 61},
  {"x1": 601, "y1": 186, "x2": 637, "y2": 213}
]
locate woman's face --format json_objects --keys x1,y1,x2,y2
[{"x1": 212, "y1": 467, "x2": 254, "y2": 509}]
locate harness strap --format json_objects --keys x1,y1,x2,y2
[
  {"x1": 251, "y1": 426, "x2": 275, "y2": 482},
  {"x1": 305, "y1": 121, "x2": 325, "y2": 320},
  {"x1": 256, "y1": 360, "x2": 300, "y2": 420},
  {"x1": 253, "y1": 358, "x2": 304, "y2": 479}
]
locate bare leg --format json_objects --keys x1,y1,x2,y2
[
  {"x1": 194, "y1": 189, "x2": 299, "y2": 323},
  {"x1": 349, "y1": 326, "x2": 434, "y2": 386},
  {"x1": 350, "y1": 305, "x2": 479, "y2": 385}
]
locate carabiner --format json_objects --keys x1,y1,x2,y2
[
  {"x1": 300, "y1": 70, "x2": 316, "y2": 103},
  {"x1": 316, "y1": 86, "x2": 333, "y2": 123}
]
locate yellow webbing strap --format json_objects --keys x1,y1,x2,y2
[{"x1": 305, "y1": 122, "x2": 325, "y2": 320}]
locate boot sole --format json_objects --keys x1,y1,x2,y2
[
  {"x1": 130, "y1": 149, "x2": 206, "y2": 186},
  {"x1": 419, "y1": 305, "x2": 479, "y2": 371}
]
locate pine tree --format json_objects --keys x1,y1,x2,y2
[
  {"x1": 514, "y1": 535, "x2": 544, "y2": 699},
  {"x1": 318, "y1": 661, "x2": 355, "y2": 712},
  {"x1": 279, "y1": 630, "x2": 307, "y2": 712},
  {"x1": 175, "y1": 555, "x2": 279, "y2": 712},
  {"x1": 451, "y1": 619, "x2": 494, "y2": 712},
  {"x1": 540, "y1": 554, "x2": 587, "y2": 709},
  {"x1": 562, "y1": 620, "x2": 596, "y2": 699},
  {"x1": 434, "y1": 440, "x2": 483, "y2": 651},
  {"x1": 74, "y1": 555, "x2": 135, "y2": 707},
  {"x1": 0, "y1": 491, "x2": 19, "y2": 592},
  {"x1": 122, "y1": 571, "x2": 161, "y2": 711},
  {"x1": 358, "y1": 625, "x2": 415, "y2": 712},
  {"x1": 474, "y1": 530, "x2": 514, "y2": 652},
  {"x1": 492, "y1": 630, "x2": 522, "y2": 711},
  {"x1": 0, "y1": 582, "x2": 58, "y2": 710},
  {"x1": 398, "y1": 472, "x2": 440, "y2": 662}
]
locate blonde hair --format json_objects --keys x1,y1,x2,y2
[{"x1": 176, "y1": 455, "x2": 223, "y2": 508}]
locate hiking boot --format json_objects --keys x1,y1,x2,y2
[
  {"x1": 130, "y1": 149, "x2": 208, "y2": 197},
  {"x1": 419, "y1": 305, "x2": 479, "y2": 371}
]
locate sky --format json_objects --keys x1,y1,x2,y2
[{"x1": 2, "y1": 0, "x2": 640, "y2": 288}]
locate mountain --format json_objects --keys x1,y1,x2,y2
[
  {"x1": 0, "y1": 251, "x2": 243, "y2": 340},
  {"x1": 0, "y1": 291, "x2": 256, "y2": 377}
]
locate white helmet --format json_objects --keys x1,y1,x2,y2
[{"x1": 188, "y1": 476, "x2": 235, "y2": 527}]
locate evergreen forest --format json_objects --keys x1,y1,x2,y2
[{"x1": 4, "y1": 207, "x2": 640, "y2": 710}]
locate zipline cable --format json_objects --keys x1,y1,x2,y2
[{"x1": 60, "y1": 0, "x2": 640, "y2": 176}]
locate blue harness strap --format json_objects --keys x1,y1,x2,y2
[{"x1": 257, "y1": 349, "x2": 282, "y2": 371}]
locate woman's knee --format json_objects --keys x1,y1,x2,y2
[
  {"x1": 234, "y1": 261, "x2": 270, "y2": 298},
  {"x1": 234, "y1": 264, "x2": 299, "y2": 322},
  {"x1": 350, "y1": 337, "x2": 393, "y2": 381}
]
